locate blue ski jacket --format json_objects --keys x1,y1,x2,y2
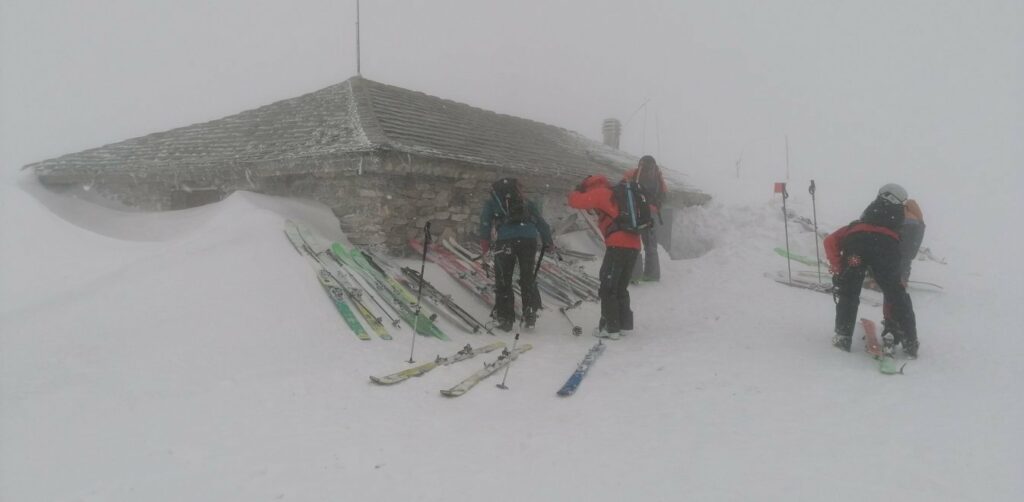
[{"x1": 479, "y1": 197, "x2": 553, "y2": 246}]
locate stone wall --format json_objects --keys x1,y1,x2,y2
[{"x1": 259, "y1": 152, "x2": 578, "y2": 255}]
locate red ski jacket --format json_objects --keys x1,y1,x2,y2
[
  {"x1": 567, "y1": 175, "x2": 642, "y2": 250},
  {"x1": 824, "y1": 223, "x2": 901, "y2": 274}
]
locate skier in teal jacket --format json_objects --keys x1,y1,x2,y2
[{"x1": 479, "y1": 178, "x2": 553, "y2": 331}]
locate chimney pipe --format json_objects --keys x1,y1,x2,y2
[{"x1": 602, "y1": 118, "x2": 621, "y2": 149}]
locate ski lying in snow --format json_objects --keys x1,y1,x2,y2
[
  {"x1": 370, "y1": 342, "x2": 506, "y2": 385},
  {"x1": 557, "y1": 341, "x2": 606, "y2": 396},
  {"x1": 440, "y1": 344, "x2": 533, "y2": 397},
  {"x1": 860, "y1": 318, "x2": 905, "y2": 375},
  {"x1": 774, "y1": 247, "x2": 823, "y2": 267}
]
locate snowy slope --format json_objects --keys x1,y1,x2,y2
[{"x1": 1, "y1": 172, "x2": 1021, "y2": 501}]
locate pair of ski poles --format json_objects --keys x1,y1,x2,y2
[{"x1": 780, "y1": 180, "x2": 822, "y2": 285}]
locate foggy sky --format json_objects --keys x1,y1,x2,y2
[{"x1": 2, "y1": 0, "x2": 1021, "y2": 204}]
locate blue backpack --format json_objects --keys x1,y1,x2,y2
[{"x1": 606, "y1": 180, "x2": 654, "y2": 235}]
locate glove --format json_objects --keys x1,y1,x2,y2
[
  {"x1": 831, "y1": 273, "x2": 842, "y2": 289},
  {"x1": 542, "y1": 242, "x2": 555, "y2": 254},
  {"x1": 480, "y1": 239, "x2": 490, "y2": 255}
]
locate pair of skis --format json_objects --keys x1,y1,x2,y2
[
  {"x1": 369, "y1": 342, "x2": 532, "y2": 396},
  {"x1": 370, "y1": 342, "x2": 506, "y2": 384}
]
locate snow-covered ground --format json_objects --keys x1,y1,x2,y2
[{"x1": 1, "y1": 171, "x2": 1021, "y2": 501}]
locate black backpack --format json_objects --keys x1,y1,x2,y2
[
  {"x1": 859, "y1": 197, "x2": 905, "y2": 231},
  {"x1": 491, "y1": 178, "x2": 531, "y2": 226},
  {"x1": 606, "y1": 180, "x2": 654, "y2": 235}
]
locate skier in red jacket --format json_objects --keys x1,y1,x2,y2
[
  {"x1": 568, "y1": 175, "x2": 642, "y2": 339},
  {"x1": 824, "y1": 184, "x2": 919, "y2": 357}
]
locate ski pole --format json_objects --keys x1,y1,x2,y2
[
  {"x1": 809, "y1": 179, "x2": 822, "y2": 284},
  {"x1": 496, "y1": 333, "x2": 519, "y2": 390},
  {"x1": 781, "y1": 183, "x2": 792, "y2": 285},
  {"x1": 559, "y1": 301, "x2": 583, "y2": 335},
  {"x1": 408, "y1": 221, "x2": 431, "y2": 364}
]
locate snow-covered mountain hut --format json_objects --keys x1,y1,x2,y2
[{"x1": 28, "y1": 76, "x2": 709, "y2": 253}]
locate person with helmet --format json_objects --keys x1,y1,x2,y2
[
  {"x1": 568, "y1": 175, "x2": 643, "y2": 339},
  {"x1": 622, "y1": 155, "x2": 668, "y2": 282},
  {"x1": 823, "y1": 184, "x2": 919, "y2": 358},
  {"x1": 479, "y1": 177, "x2": 553, "y2": 332}
]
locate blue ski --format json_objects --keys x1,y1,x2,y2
[{"x1": 557, "y1": 341, "x2": 606, "y2": 396}]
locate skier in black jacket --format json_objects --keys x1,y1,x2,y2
[{"x1": 824, "y1": 184, "x2": 919, "y2": 358}]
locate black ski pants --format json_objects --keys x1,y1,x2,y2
[
  {"x1": 834, "y1": 232, "x2": 917, "y2": 341},
  {"x1": 492, "y1": 238, "x2": 540, "y2": 323},
  {"x1": 599, "y1": 246, "x2": 640, "y2": 332},
  {"x1": 631, "y1": 227, "x2": 660, "y2": 281}
]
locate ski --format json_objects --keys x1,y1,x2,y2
[
  {"x1": 860, "y1": 318, "x2": 905, "y2": 375},
  {"x1": 557, "y1": 341, "x2": 606, "y2": 396},
  {"x1": 369, "y1": 342, "x2": 506, "y2": 385},
  {"x1": 321, "y1": 257, "x2": 393, "y2": 340},
  {"x1": 440, "y1": 344, "x2": 533, "y2": 397},
  {"x1": 774, "y1": 247, "x2": 823, "y2": 267}
]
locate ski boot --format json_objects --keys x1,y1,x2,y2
[
  {"x1": 832, "y1": 334, "x2": 852, "y2": 352},
  {"x1": 593, "y1": 327, "x2": 621, "y2": 340},
  {"x1": 902, "y1": 338, "x2": 919, "y2": 359},
  {"x1": 881, "y1": 320, "x2": 906, "y2": 356},
  {"x1": 497, "y1": 318, "x2": 514, "y2": 333},
  {"x1": 523, "y1": 309, "x2": 537, "y2": 330}
]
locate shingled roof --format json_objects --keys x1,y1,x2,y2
[{"x1": 29, "y1": 76, "x2": 647, "y2": 182}]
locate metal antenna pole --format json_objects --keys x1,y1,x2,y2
[
  {"x1": 355, "y1": 0, "x2": 361, "y2": 76},
  {"x1": 407, "y1": 222, "x2": 431, "y2": 363}
]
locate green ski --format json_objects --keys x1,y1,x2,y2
[{"x1": 774, "y1": 247, "x2": 822, "y2": 267}]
